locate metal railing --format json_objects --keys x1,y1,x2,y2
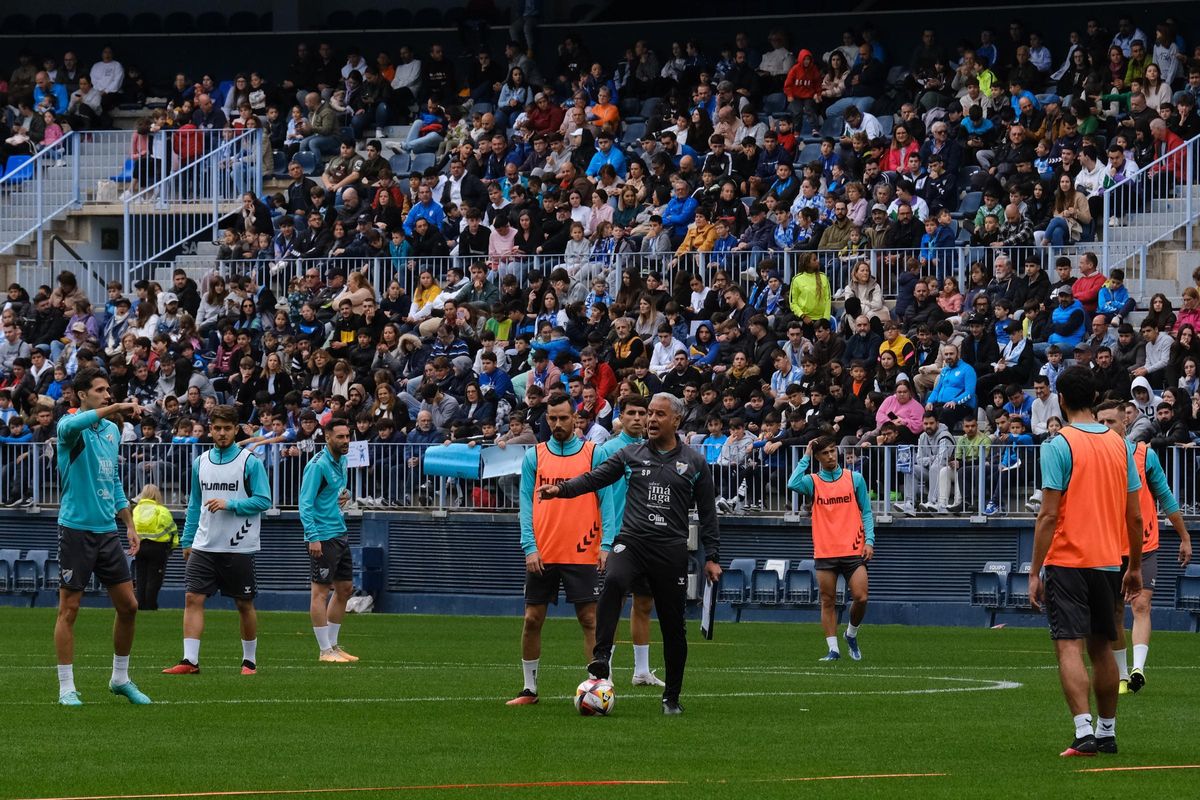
[
  {"x1": 4, "y1": 440, "x2": 1198, "y2": 522},
  {"x1": 0, "y1": 132, "x2": 81, "y2": 256},
  {"x1": 122, "y1": 128, "x2": 262, "y2": 286},
  {"x1": 1102, "y1": 132, "x2": 1199, "y2": 287}
]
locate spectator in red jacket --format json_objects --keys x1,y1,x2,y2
[
  {"x1": 1071, "y1": 251, "x2": 1106, "y2": 316},
  {"x1": 783, "y1": 49, "x2": 822, "y2": 137}
]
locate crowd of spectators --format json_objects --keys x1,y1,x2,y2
[{"x1": 3, "y1": 12, "x2": 1200, "y2": 515}]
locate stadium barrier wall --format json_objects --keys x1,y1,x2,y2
[{"x1": 0, "y1": 510, "x2": 1193, "y2": 631}]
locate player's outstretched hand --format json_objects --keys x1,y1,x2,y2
[
  {"x1": 1029, "y1": 573, "x2": 1043, "y2": 612},
  {"x1": 862, "y1": 544, "x2": 874, "y2": 561},
  {"x1": 308, "y1": 541, "x2": 323, "y2": 558},
  {"x1": 537, "y1": 484, "x2": 560, "y2": 500},
  {"x1": 1122, "y1": 567, "x2": 1142, "y2": 603},
  {"x1": 525, "y1": 552, "x2": 544, "y2": 575}
]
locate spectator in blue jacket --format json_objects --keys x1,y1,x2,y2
[
  {"x1": 403, "y1": 184, "x2": 445, "y2": 236},
  {"x1": 585, "y1": 131, "x2": 627, "y2": 179},
  {"x1": 661, "y1": 181, "x2": 698, "y2": 243},
  {"x1": 1097, "y1": 268, "x2": 1135, "y2": 324},
  {"x1": 33, "y1": 71, "x2": 69, "y2": 115},
  {"x1": 926, "y1": 343, "x2": 977, "y2": 428},
  {"x1": 1046, "y1": 284, "x2": 1086, "y2": 352}
]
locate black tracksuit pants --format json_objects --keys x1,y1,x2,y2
[
  {"x1": 134, "y1": 540, "x2": 172, "y2": 610},
  {"x1": 594, "y1": 536, "x2": 689, "y2": 701}
]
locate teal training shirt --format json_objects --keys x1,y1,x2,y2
[
  {"x1": 56, "y1": 410, "x2": 128, "y2": 533},
  {"x1": 595, "y1": 430, "x2": 643, "y2": 544},
  {"x1": 180, "y1": 444, "x2": 273, "y2": 549},
  {"x1": 299, "y1": 447, "x2": 348, "y2": 541}
]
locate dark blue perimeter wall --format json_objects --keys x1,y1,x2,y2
[{"x1": 0, "y1": 513, "x2": 1194, "y2": 631}]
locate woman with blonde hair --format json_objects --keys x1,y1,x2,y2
[
  {"x1": 132, "y1": 484, "x2": 179, "y2": 611},
  {"x1": 332, "y1": 270, "x2": 376, "y2": 315}
]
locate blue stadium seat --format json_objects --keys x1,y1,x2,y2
[
  {"x1": 410, "y1": 153, "x2": 436, "y2": 175},
  {"x1": 130, "y1": 12, "x2": 161, "y2": 33},
  {"x1": 13, "y1": 558, "x2": 40, "y2": 593},
  {"x1": 110, "y1": 159, "x2": 136, "y2": 184},
  {"x1": 784, "y1": 560, "x2": 817, "y2": 605},
  {"x1": 952, "y1": 191, "x2": 982, "y2": 222},
  {"x1": 412, "y1": 8, "x2": 443, "y2": 27},
  {"x1": 878, "y1": 116, "x2": 894, "y2": 137},
  {"x1": 2, "y1": 155, "x2": 35, "y2": 184},
  {"x1": 35, "y1": 14, "x2": 64, "y2": 34},
  {"x1": 21, "y1": 550, "x2": 49, "y2": 585},
  {"x1": 639, "y1": 98, "x2": 663, "y2": 119},
  {"x1": 621, "y1": 122, "x2": 646, "y2": 146},
  {"x1": 971, "y1": 560, "x2": 1012, "y2": 626},
  {"x1": 66, "y1": 13, "x2": 96, "y2": 34},
  {"x1": 98, "y1": 13, "x2": 128, "y2": 34},
  {"x1": 294, "y1": 152, "x2": 320, "y2": 176},
  {"x1": 272, "y1": 150, "x2": 289, "y2": 177},
  {"x1": 163, "y1": 12, "x2": 195, "y2": 33},
  {"x1": 0, "y1": 559, "x2": 10, "y2": 592},
  {"x1": 1175, "y1": 564, "x2": 1200, "y2": 611},
  {"x1": 835, "y1": 574, "x2": 847, "y2": 606},
  {"x1": 471, "y1": 102, "x2": 494, "y2": 116},
  {"x1": 340, "y1": 127, "x2": 355, "y2": 144},
  {"x1": 717, "y1": 569, "x2": 747, "y2": 604},
  {"x1": 750, "y1": 568, "x2": 781, "y2": 604},
  {"x1": 43, "y1": 558, "x2": 60, "y2": 591},
  {"x1": 1007, "y1": 562, "x2": 1032, "y2": 609},
  {"x1": 797, "y1": 143, "x2": 821, "y2": 165},
  {"x1": 761, "y1": 93, "x2": 788, "y2": 115}
]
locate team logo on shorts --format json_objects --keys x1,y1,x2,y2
[
  {"x1": 61, "y1": 569, "x2": 73, "y2": 583},
  {"x1": 319, "y1": 568, "x2": 330, "y2": 579},
  {"x1": 243, "y1": 586, "x2": 252, "y2": 594}
]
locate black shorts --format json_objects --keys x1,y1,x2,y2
[
  {"x1": 310, "y1": 536, "x2": 354, "y2": 585},
  {"x1": 185, "y1": 550, "x2": 257, "y2": 600},
  {"x1": 815, "y1": 556, "x2": 868, "y2": 583},
  {"x1": 1120, "y1": 550, "x2": 1159, "y2": 592},
  {"x1": 57, "y1": 527, "x2": 131, "y2": 591},
  {"x1": 1044, "y1": 565, "x2": 1121, "y2": 641},
  {"x1": 524, "y1": 563, "x2": 601, "y2": 606}
]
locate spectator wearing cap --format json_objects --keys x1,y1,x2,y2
[{"x1": 1046, "y1": 284, "x2": 1086, "y2": 353}]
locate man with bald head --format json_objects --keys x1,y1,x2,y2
[
  {"x1": 299, "y1": 91, "x2": 339, "y2": 159},
  {"x1": 33, "y1": 71, "x2": 68, "y2": 115},
  {"x1": 993, "y1": 204, "x2": 1033, "y2": 251}
]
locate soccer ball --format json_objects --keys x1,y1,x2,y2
[{"x1": 574, "y1": 678, "x2": 615, "y2": 716}]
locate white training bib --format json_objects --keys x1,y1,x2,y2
[{"x1": 192, "y1": 448, "x2": 262, "y2": 553}]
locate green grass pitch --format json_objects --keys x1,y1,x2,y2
[{"x1": 1, "y1": 607, "x2": 1198, "y2": 799}]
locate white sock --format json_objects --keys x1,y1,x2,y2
[
  {"x1": 111, "y1": 654, "x2": 130, "y2": 686},
  {"x1": 57, "y1": 664, "x2": 76, "y2": 696},
  {"x1": 1112, "y1": 648, "x2": 1129, "y2": 680},
  {"x1": 328, "y1": 622, "x2": 341, "y2": 648},
  {"x1": 183, "y1": 637, "x2": 201, "y2": 665},
  {"x1": 1074, "y1": 713, "x2": 1094, "y2": 739},
  {"x1": 1097, "y1": 716, "x2": 1116, "y2": 738},
  {"x1": 314, "y1": 626, "x2": 332, "y2": 652},
  {"x1": 522, "y1": 658, "x2": 539, "y2": 693},
  {"x1": 241, "y1": 639, "x2": 257, "y2": 664},
  {"x1": 1132, "y1": 644, "x2": 1149, "y2": 671},
  {"x1": 846, "y1": 623, "x2": 860, "y2": 638},
  {"x1": 633, "y1": 644, "x2": 650, "y2": 674},
  {"x1": 825, "y1": 635, "x2": 840, "y2": 653}
]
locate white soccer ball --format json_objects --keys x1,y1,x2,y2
[{"x1": 574, "y1": 678, "x2": 615, "y2": 716}]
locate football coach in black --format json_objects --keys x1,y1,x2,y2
[{"x1": 538, "y1": 392, "x2": 721, "y2": 714}]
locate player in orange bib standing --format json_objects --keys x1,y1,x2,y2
[
  {"x1": 1095, "y1": 400, "x2": 1192, "y2": 695},
  {"x1": 1030, "y1": 367, "x2": 1143, "y2": 757},
  {"x1": 509, "y1": 392, "x2": 613, "y2": 705},
  {"x1": 787, "y1": 435, "x2": 875, "y2": 662}
]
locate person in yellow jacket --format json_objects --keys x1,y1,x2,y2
[
  {"x1": 788, "y1": 252, "x2": 832, "y2": 334},
  {"x1": 132, "y1": 485, "x2": 178, "y2": 611},
  {"x1": 671, "y1": 207, "x2": 718, "y2": 274}
]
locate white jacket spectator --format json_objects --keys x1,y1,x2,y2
[
  {"x1": 648, "y1": 335, "x2": 687, "y2": 377},
  {"x1": 89, "y1": 49, "x2": 124, "y2": 95}
]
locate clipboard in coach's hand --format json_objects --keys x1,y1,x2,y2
[{"x1": 701, "y1": 579, "x2": 716, "y2": 640}]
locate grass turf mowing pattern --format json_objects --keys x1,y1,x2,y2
[{"x1": 0, "y1": 608, "x2": 1198, "y2": 800}]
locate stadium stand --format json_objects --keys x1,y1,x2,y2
[{"x1": 1, "y1": 7, "x2": 1200, "y2": 544}]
